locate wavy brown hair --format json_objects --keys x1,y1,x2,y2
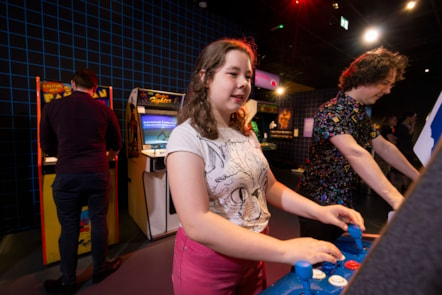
[
  {"x1": 339, "y1": 47, "x2": 408, "y2": 92},
  {"x1": 178, "y1": 38, "x2": 257, "y2": 139}
]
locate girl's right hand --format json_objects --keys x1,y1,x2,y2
[{"x1": 282, "y1": 237, "x2": 344, "y2": 265}]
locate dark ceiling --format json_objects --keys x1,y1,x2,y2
[{"x1": 205, "y1": 0, "x2": 442, "y2": 94}]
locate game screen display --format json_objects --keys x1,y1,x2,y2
[
  {"x1": 250, "y1": 120, "x2": 260, "y2": 139},
  {"x1": 140, "y1": 112, "x2": 177, "y2": 149}
]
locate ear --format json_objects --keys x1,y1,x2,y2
[
  {"x1": 199, "y1": 69, "x2": 206, "y2": 84},
  {"x1": 70, "y1": 80, "x2": 76, "y2": 90}
]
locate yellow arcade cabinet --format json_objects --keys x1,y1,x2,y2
[
  {"x1": 126, "y1": 88, "x2": 184, "y2": 240},
  {"x1": 36, "y1": 77, "x2": 119, "y2": 265}
]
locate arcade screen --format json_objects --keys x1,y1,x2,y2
[
  {"x1": 250, "y1": 120, "x2": 260, "y2": 139},
  {"x1": 140, "y1": 111, "x2": 177, "y2": 149}
]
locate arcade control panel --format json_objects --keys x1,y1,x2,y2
[
  {"x1": 140, "y1": 149, "x2": 167, "y2": 172},
  {"x1": 262, "y1": 225, "x2": 372, "y2": 295},
  {"x1": 141, "y1": 149, "x2": 167, "y2": 158}
]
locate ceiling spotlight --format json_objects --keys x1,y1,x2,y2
[
  {"x1": 406, "y1": 1, "x2": 416, "y2": 10},
  {"x1": 332, "y1": 2, "x2": 339, "y2": 10},
  {"x1": 363, "y1": 27, "x2": 380, "y2": 43},
  {"x1": 276, "y1": 87, "x2": 285, "y2": 95}
]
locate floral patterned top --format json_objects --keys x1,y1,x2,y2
[{"x1": 297, "y1": 91, "x2": 379, "y2": 208}]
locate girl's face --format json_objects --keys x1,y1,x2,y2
[{"x1": 206, "y1": 49, "x2": 252, "y2": 125}]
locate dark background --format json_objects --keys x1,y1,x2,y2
[{"x1": 209, "y1": 0, "x2": 442, "y2": 123}]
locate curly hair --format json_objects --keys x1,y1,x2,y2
[
  {"x1": 178, "y1": 38, "x2": 257, "y2": 139},
  {"x1": 338, "y1": 47, "x2": 408, "y2": 92}
]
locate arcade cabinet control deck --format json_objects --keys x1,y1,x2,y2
[{"x1": 261, "y1": 225, "x2": 373, "y2": 295}]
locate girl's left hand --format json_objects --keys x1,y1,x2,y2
[{"x1": 318, "y1": 205, "x2": 366, "y2": 232}]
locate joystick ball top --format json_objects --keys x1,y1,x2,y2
[
  {"x1": 348, "y1": 224, "x2": 362, "y2": 239},
  {"x1": 295, "y1": 260, "x2": 313, "y2": 280},
  {"x1": 348, "y1": 224, "x2": 364, "y2": 251}
]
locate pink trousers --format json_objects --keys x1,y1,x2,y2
[{"x1": 172, "y1": 227, "x2": 267, "y2": 295}]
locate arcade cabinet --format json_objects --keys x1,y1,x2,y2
[
  {"x1": 244, "y1": 99, "x2": 278, "y2": 150},
  {"x1": 261, "y1": 225, "x2": 377, "y2": 295},
  {"x1": 36, "y1": 77, "x2": 119, "y2": 265},
  {"x1": 126, "y1": 88, "x2": 184, "y2": 240},
  {"x1": 342, "y1": 139, "x2": 442, "y2": 294}
]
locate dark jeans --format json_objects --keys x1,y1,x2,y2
[
  {"x1": 299, "y1": 217, "x2": 344, "y2": 243},
  {"x1": 52, "y1": 171, "x2": 110, "y2": 284}
]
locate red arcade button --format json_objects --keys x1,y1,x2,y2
[{"x1": 344, "y1": 260, "x2": 360, "y2": 270}]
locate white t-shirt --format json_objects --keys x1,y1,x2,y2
[{"x1": 166, "y1": 120, "x2": 271, "y2": 232}]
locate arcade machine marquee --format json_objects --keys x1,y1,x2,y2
[{"x1": 126, "y1": 87, "x2": 184, "y2": 240}]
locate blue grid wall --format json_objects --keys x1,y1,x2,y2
[
  {"x1": 269, "y1": 88, "x2": 338, "y2": 168},
  {"x1": 0, "y1": 0, "x2": 250, "y2": 234}
]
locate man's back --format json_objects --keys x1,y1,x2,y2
[{"x1": 40, "y1": 91, "x2": 122, "y2": 173}]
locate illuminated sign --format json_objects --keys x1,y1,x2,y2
[
  {"x1": 340, "y1": 16, "x2": 349, "y2": 30},
  {"x1": 255, "y1": 69, "x2": 280, "y2": 90}
]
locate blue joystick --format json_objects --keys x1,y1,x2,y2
[
  {"x1": 295, "y1": 260, "x2": 312, "y2": 295},
  {"x1": 348, "y1": 224, "x2": 363, "y2": 251}
]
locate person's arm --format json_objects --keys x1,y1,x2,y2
[
  {"x1": 330, "y1": 134, "x2": 404, "y2": 210},
  {"x1": 106, "y1": 111, "x2": 122, "y2": 160},
  {"x1": 106, "y1": 149, "x2": 119, "y2": 161},
  {"x1": 167, "y1": 151, "x2": 345, "y2": 265},
  {"x1": 265, "y1": 168, "x2": 365, "y2": 232},
  {"x1": 372, "y1": 135, "x2": 420, "y2": 180}
]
